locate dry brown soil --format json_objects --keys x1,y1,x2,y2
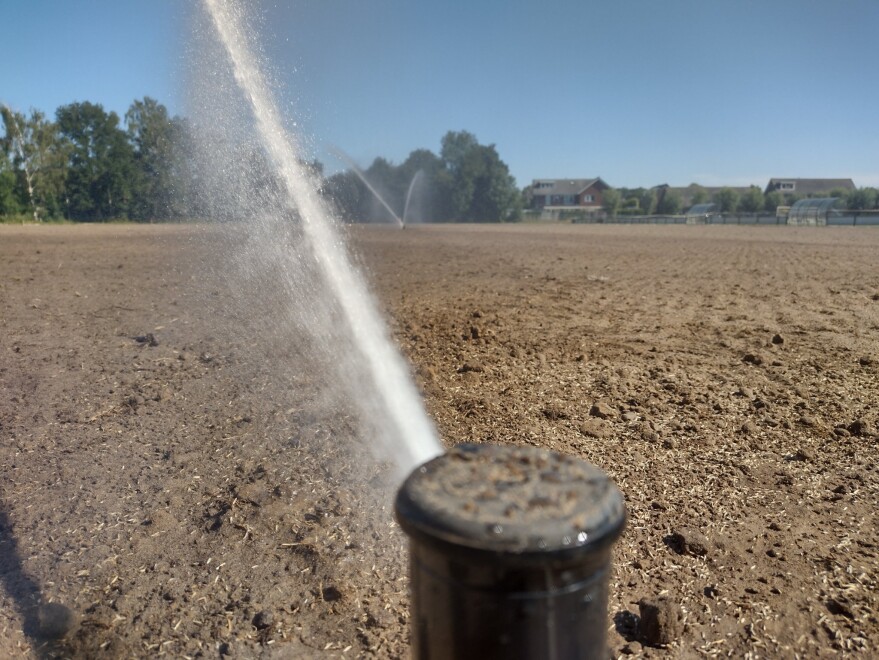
[{"x1": 1, "y1": 223, "x2": 877, "y2": 659}]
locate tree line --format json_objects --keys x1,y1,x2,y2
[
  {"x1": 325, "y1": 130, "x2": 521, "y2": 223},
  {"x1": 1, "y1": 99, "x2": 183, "y2": 222},
  {"x1": 1, "y1": 99, "x2": 522, "y2": 223},
  {"x1": 601, "y1": 183, "x2": 879, "y2": 218}
]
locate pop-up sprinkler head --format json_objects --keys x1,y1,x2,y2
[{"x1": 395, "y1": 443, "x2": 626, "y2": 660}]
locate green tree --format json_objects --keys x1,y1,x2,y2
[
  {"x1": 714, "y1": 187, "x2": 740, "y2": 213},
  {"x1": 324, "y1": 169, "x2": 368, "y2": 221},
  {"x1": 638, "y1": 188, "x2": 657, "y2": 215},
  {"x1": 0, "y1": 115, "x2": 22, "y2": 216},
  {"x1": 1, "y1": 107, "x2": 68, "y2": 220},
  {"x1": 764, "y1": 190, "x2": 784, "y2": 213},
  {"x1": 738, "y1": 186, "x2": 764, "y2": 213},
  {"x1": 602, "y1": 188, "x2": 622, "y2": 218},
  {"x1": 0, "y1": 151, "x2": 21, "y2": 216},
  {"x1": 126, "y1": 97, "x2": 177, "y2": 221},
  {"x1": 656, "y1": 189, "x2": 682, "y2": 214},
  {"x1": 440, "y1": 130, "x2": 520, "y2": 222},
  {"x1": 57, "y1": 102, "x2": 135, "y2": 220},
  {"x1": 846, "y1": 187, "x2": 878, "y2": 210},
  {"x1": 689, "y1": 184, "x2": 709, "y2": 205}
]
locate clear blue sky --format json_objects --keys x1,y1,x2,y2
[{"x1": 3, "y1": 0, "x2": 878, "y2": 189}]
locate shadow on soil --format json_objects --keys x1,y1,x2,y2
[
  {"x1": 613, "y1": 609, "x2": 640, "y2": 642},
  {"x1": 0, "y1": 505, "x2": 74, "y2": 658}
]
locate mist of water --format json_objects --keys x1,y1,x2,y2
[
  {"x1": 197, "y1": 0, "x2": 442, "y2": 476},
  {"x1": 403, "y1": 170, "x2": 424, "y2": 225},
  {"x1": 330, "y1": 146, "x2": 404, "y2": 227}
]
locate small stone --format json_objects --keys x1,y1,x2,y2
[
  {"x1": 37, "y1": 603, "x2": 77, "y2": 639},
  {"x1": 622, "y1": 640, "x2": 643, "y2": 655},
  {"x1": 798, "y1": 415, "x2": 816, "y2": 427},
  {"x1": 793, "y1": 447, "x2": 814, "y2": 461},
  {"x1": 641, "y1": 428, "x2": 659, "y2": 443},
  {"x1": 826, "y1": 597, "x2": 855, "y2": 619},
  {"x1": 236, "y1": 483, "x2": 270, "y2": 506},
  {"x1": 848, "y1": 419, "x2": 873, "y2": 436},
  {"x1": 621, "y1": 412, "x2": 639, "y2": 423},
  {"x1": 771, "y1": 333, "x2": 784, "y2": 345},
  {"x1": 669, "y1": 527, "x2": 710, "y2": 556},
  {"x1": 458, "y1": 362, "x2": 484, "y2": 374},
  {"x1": 321, "y1": 585, "x2": 343, "y2": 602},
  {"x1": 662, "y1": 437, "x2": 677, "y2": 449},
  {"x1": 252, "y1": 610, "x2": 273, "y2": 630},
  {"x1": 740, "y1": 420, "x2": 758, "y2": 435},
  {"x1": 737, "y1": 386, "x2": 755, "y2": 399},
  {"x1": 742, "y1": 353, "x2": 764, "y2": 366},
  {"x1": 590, "y1": 401, "x2": 616, "y2": 419},
  {"x1": 833, "y1": 426, "x2": 851, "y2": 438},
  {"x1": 541, "y1": 405, "x2": 569, "y2": 421},
  {"x1": 637, "y1": 597, "x2": 683, "y2": 646},
  {"x1": 578, "y1": 420, "x2": 608, "y2": 438},
  {"x1": 135, "y1": 333, "x2": 159, "y2": 347},
  {"x1": 858, "y1": 356, "x2": 873, "y2": 366}
]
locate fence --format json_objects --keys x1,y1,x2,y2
[{"x1": 527, "y1": 209, "x2": 879, "y2": 226}]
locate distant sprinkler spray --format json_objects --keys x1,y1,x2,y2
[
  {"x1": 329, "y1": 146, "x2": 404, "y2": 228},
  {"x1": 402, "y1": 169, "x2": 424, "y2": 226}
]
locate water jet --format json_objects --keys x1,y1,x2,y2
[
  {"x1": 330, "y1": 146, "x2": 404, "y2": 227},
  {"x1": 402, "y1": 169, "x2": 424, "y2": 226},
  {"x1": 200, "y1": 0, "x2": 441, "y2": 476}
]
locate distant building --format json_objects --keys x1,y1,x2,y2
[
  {"x1": 529, "y1": 178, "x2": 610, "y2": 210},
  {"x1": 764, "y1": 178, "x2": 855, "y2": 196}
]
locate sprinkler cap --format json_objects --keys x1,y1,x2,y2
[{"x1": 395, "y1": 443, "x2": 625, "y2": 561}]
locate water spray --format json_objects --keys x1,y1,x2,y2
[
  {"x1": 402, "y1": 169, "x2": 424, "y2": 226},
  {"x1": 201, "y1": 0, "x2": 441, "y2": 474},
  {"x1": 329, "y1": 146, "x2": 404, "y2": 227}
]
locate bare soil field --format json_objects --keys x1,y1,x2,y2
[{"x1": 1, "y1": 222, "x2": 877, "y2": 659}]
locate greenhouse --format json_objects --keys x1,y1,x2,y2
[{"x1": 786, "y1": 198, "x2": 841, "y2": 226}]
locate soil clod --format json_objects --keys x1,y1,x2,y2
[{"x1": 637, "y1": 597, "x2": 682, "y2": 646}]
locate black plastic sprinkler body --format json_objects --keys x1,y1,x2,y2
[{"x1": 395, "y1": 443, "x2": 626, "y2": 660}]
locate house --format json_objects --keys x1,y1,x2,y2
[
  {"x1": 764, "y1": 178, "x2": 855, "y2": 197},
  {"x1": 529, "y1": 178, "x2": 610, "y2": 210}
]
